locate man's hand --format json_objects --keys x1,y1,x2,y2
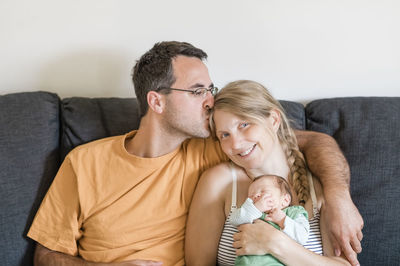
[
  {"x1": 295, "y1": 130, "x2": 363, "y2": 265},
  {"x1": 323, "y1": 194, "x2": 364, "y2": 266}
]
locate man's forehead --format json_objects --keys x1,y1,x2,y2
[{"x1": 172, "y1": 56, "x2": 212, "y2": 87}]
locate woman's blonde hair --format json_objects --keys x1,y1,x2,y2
[{"x1": 210, "y1": 80, "x2": 311, "y2": 205}]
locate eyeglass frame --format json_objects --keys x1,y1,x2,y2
[{"x1": 155, "y1": 86, "x2": 218, "y2": 97}]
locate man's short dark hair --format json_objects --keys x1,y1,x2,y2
[{"x1": 132, "y1": 41, "x2": 208, "y2": 117}]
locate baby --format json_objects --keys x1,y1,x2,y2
[{"x1": 229, "y1": 174, "x2": 310, "y2": 266}]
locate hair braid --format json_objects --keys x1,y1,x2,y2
[{"x1": 278, "y1": 123, "x2": 311, "y2": 206}]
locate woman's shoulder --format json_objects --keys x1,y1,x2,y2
[
  {"x1": 202, "y1": 162, "x2": 247, "y2": 179},
  {"x1": 200, "y1": 162, "x2": 233, "y2": 183},
  {"x1": 194, "y1": 162, "x2": 235, "y2": 202}
]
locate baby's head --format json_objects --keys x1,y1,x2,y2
[{"x1": 248, "y1": 175, "x2": 292, "y2": 210}]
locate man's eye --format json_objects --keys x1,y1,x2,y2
[{"x1": 193, "y1": 89, "x2": 205, "y2": 96}]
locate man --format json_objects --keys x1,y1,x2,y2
[{"x1": 28, "y1": 41, "x2": 363, "y2": 265}]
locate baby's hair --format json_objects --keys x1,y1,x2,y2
[{"x1": 254, "y1": 175, "x2": 293, "y2": 206}]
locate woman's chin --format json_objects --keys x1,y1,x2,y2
[{"x1": 231, "y1": 159, "x2": 262, "y2": 172}]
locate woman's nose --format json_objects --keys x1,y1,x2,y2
[{"x1": 230, "y1": 134, "x2": 243, "y2": 150}]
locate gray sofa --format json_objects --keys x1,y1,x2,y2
[{"x1": 1, "y1": 91, "x2": 399, "y2": 266}]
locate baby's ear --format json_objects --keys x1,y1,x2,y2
[{"x1": 282, "y1": 193, "x2": 291, "y2": 208}]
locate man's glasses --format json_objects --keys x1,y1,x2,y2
[{"x1": 155, "y1": 86, "x2": 218, "y2": 97}]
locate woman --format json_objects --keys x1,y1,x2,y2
[{"x1": 185, "y1": 80, "x2": 351, "y2": 265}]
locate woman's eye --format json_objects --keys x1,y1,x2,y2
[
  {"x1": 220, "y1": 133, "x2": 229, "y2": 139},
  {"x1": 239, "y1": 122, "x2": 249, "y2": 128}
]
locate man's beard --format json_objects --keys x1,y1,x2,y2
[{"x1": 161, "y1": 111, "x2": 210, "y2": 139}]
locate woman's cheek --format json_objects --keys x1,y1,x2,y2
[{"x1": 221, "y1": 142, "x2": 230, "y2": 155}]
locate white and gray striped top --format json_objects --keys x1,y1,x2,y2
[{"x1": 216, "y1": 167, "x2": 323, "y2": 265}]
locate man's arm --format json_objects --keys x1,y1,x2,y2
[
  {"x1": 296, "y1": 130, "x2": 350, "y2": 192},
  {"x1": 34, "y1": 243, "x2": 162, "y2": 266},
  {"x1": 34, "y1": 243, "x2": 93, "y2": 266},
  {"x1": 295, "y1": 130, "x2": 364, "y2": 266}
]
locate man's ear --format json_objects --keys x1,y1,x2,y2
[
  {"x1": 147, "y1": 91, "x2": 164, "y2": 114},
  {"x1": 270, "y1": 109, "x2": 281, "y2": 133}
]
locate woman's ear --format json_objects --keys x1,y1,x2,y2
[
  {"x1": 270, "y1": 109, "x2": 281, "y2": 133},
  {"x1": 147, "y1": 91, "x2": 164, "y2": 114}
]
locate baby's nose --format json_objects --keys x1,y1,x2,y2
[{"x1": 252, "y1": 194, "x2": 260, "y2": 200}]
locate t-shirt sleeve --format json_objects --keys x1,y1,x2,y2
[
  {"x1": 203, "y1": 137, "x2": 228, "y2": 169},
  {"x1": 27, "y1": 155, "x2": 82, "y2": 256}
]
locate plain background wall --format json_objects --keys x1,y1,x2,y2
[{"x1": 1, "y1": 0, "x2": 399, "y2": 103}]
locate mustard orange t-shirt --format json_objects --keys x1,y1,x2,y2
[{"x1": 27, "y1": 131, "x2": 227, "y2": 265}]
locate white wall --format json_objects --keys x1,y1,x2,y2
[{"x1": 1, "y1": 0, "x2": 399, "y2": 103}]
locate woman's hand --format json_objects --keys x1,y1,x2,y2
[
  {"x1": 232, "y1": 220, "x2": 282, "y2": 256},
  {"x1": 234, "y1": 219, "x2": 352, "y2": 266}
]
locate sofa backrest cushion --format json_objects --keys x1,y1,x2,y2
[
  {"x1": 306, "y1": 97, "x2": 400, "y2": 265},
  {"x1": 60, "y1": 97, "x2": 141, "y2": 160},
  {"x1": 0, "y1": 92, "x2": 61, "y2": 266},
  {"x1": 280, "y1": 100, "x2": 306, "y2": 130},
  {"x1": 60, "y1": 98, "x2": 305, "y2": 160}
]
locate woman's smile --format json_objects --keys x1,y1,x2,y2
[{"x1": 238, "y1": 144, "x2": 256, "y2": 157}]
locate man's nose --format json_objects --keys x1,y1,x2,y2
[{"x1": 203, "y1": 91, "x2": 215, "y2": 110}]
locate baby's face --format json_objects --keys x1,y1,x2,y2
[{"x1": 248, "y1": 177, "x2": 289, "y2": 209}]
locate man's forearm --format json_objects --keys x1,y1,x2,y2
[
  {"x1": 34, "y1": 243, "x2": 107, "y2": 266},
  {"x1": 295, "y1": 130, "x2": 350, "y2": 196},
  {"x1": 34, "y1": 243, "x2": 162, "y2": 266}
]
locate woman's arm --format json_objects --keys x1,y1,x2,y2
[
  {"x1": 295, "y1": 130, "x2": 363, "y2": 266},
  {"x1": 185, "y1": 164, "x2": 230, "y2": 266},
  {"x1": 233, "y1": 220, "x2": 350, "y2": 266}
]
